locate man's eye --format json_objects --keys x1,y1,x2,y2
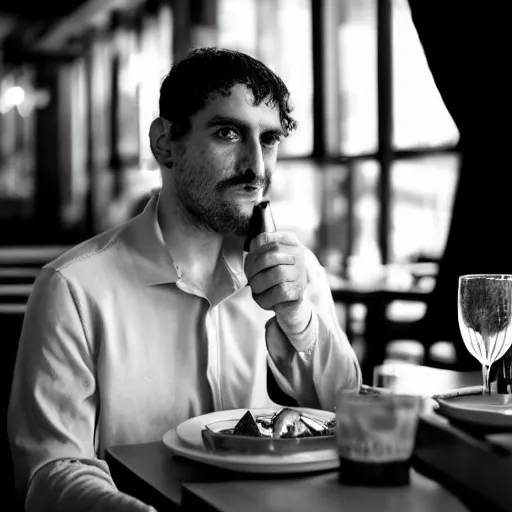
[
  {"x1": 217, "y1": 128, "x2": 239, "y2": 140},
  {"x1": 262, "y1": 133, "x2": 283, "y2": 148}
]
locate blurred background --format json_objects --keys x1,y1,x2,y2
[
  {"x1": 4, "y1": 3, "x2": 512, "y2": 508},
  {"x1": 2, "y1": 0, "x2": 510, "y2": 377},
  {"x1": 0, "y1": 0, "x2": 459, "y2": 256}
]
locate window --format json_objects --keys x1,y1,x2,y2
[
  {"x1": 326, "y1": 0, "x2": 460, "y2": 269},
  {"x1": 389, "y1": 0, "x2": 459, "y2": 262},
  {"x1": 336, "y1": 0, "x2": 378, "y2": 155}
]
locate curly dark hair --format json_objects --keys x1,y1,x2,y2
[{"x1": 159, "y1": 47, "x2": 298, "y2": 140}]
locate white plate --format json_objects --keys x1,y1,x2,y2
[
  {"x1": 434, "y1": 392, "x2": 512, "y2": 428},
  {"x1": 162, "y1": 407, "x2": 339, "y2": 474}
]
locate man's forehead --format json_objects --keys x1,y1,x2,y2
[
  {"x1": 207, "y1": 84, "x2": 259, "y2": 105},
  {"x1": 198, "y1": 84, "x2": 280, "y2": 123}
]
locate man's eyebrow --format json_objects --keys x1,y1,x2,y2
[{"x1": 206, "y1": 115, "x2": 285, "y2": 137}]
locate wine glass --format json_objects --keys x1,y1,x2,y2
[{"x1": 458, "y1": 274, "x2": 512, "y2": 394}]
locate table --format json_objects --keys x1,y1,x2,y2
[
  {"x1": 182, "y1": 471, "x2": 466, "y2": 512},
  {"x1": 106, "y1": 366, "x2": 480, "y2": 512},
  {"x1": 106, "y1": 441, "x2": 467, "y2": 512},
  {"x1": 105, "y1": 367, "x2": 484, "y2": 511}
]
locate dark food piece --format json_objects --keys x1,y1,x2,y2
[
  {"x1": 243, "y1": 200, "x2": 276, "y2": 252},
  {"x1": 232, "y1": 411, "x2": 262, "y2": 437}
]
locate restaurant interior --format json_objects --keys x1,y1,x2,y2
[{"x1": 1, "y1": 1, "x2": 511, "y2": 511}]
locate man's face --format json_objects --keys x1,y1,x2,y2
[{"x1": 169, "y1": 84, "x2": 284, "y2": 236}]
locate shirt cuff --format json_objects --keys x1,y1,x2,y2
[{"x1": 270, "y1": 303, "x2": 318, "y2": 355}]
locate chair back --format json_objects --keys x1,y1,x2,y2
[{"x1": 1, "y1": 306, "x2": 26, "y2": 511}]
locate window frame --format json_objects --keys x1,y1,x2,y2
[{"x1": 310, "y1": 0, "x2": 460, "y2": 267}]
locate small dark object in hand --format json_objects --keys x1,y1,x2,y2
[{"x1": 243, "y1": 200, "x2": 276, "y2": 252}]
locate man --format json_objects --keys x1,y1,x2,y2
[{"x1": 8, "y1": 48, "x2": 361, "y2": 511}]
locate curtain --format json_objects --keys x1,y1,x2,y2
[{"x1": 408, "y1": 0, "x2": 512, "y2": 369}]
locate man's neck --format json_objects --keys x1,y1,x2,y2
[{"x1": 156, "y1": 190, "x2": 224, "y2": 293}]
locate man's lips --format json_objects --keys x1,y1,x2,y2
[
  {"x1": 228, "y1": 184, "x2": 264, "y2": 203},
  {"x1": 229, "y1": 183, "x2": 261, "y2": 192},
  {"x1": 217, "y1": 177, "x2": 268, "y2": 191}
]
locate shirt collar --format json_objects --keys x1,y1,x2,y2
[{"x1": 123, "y1": 194, "x2": 247, "y2": 288}]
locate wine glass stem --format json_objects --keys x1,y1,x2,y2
[{"x1": 482, "y1": 364, "x2": 492, "y2": 395}]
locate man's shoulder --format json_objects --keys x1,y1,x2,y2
[{"x1": 44, "y1": 218, "x2": 135, "y2": 277}]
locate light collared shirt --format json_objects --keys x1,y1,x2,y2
[{"x1": 8, "y1": 195, "x2": 361, "y2": 512}]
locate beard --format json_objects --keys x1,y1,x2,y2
[
  {"x1": 174, "y1": 168, "x2": 257, "y2": 237},
  {"x1": 182, "y1": 192, "x2": 253, "y2": 236}
]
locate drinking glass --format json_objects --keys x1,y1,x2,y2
[
  {"x1": 458, "y1": 274, "x2": 512, "y2": 394},
  {"x1": 336, "y1": 390, "x2": 422, "y2": 486}
]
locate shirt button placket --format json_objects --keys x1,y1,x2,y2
[{"x1": 205, "y1": 306, "x2": 222, "y2": 411}]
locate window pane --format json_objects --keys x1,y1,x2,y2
[
  {"x1": 270, "y1": 159, "x2": 379, "y2": 278},
  {"x1": 391, "y1": 154, "x2": 459, "y2": 263},
  {"x1": 218, "y1": 0, "x2": 313, "y2": 156},
  {"x1": 337, "y1": 0, "x2": 378, "y2": 155},
  {"x1": 218, "y1": 0, "x2": 258, "y2": 54},
  {"x1": 117, "y1": 25, "x2": 140, "y2": 165},
  {"x1": 392, "y1": 0, "x2": 459, "y2": 149},
  {"x1": 309, "y1": 159, "x2": 380, "y2": 282},
  {"x1": 346, "y1": 160, "x2": 381, "y2": 282},
  {"x1": 90, "y1": 37, "x2": 112, "y2": 171},
  {"x1": 270, "y1": 159, "x2": 325, "y2": 251},
  {"x1": 138, "y1": 14, "x2": 170, "y2": 171},
  {"x1": 316, "y1": 163, "x2": 350, "y2": 276},
  {"x1": 62, "y1": 59, "x2": 88, "y2": 227}
]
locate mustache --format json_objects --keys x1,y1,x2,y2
[{"x1": 216, "y1": 170, "x2": 271, "y2": 191}]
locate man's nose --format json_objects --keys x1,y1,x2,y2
[{"x1": 243, "y1": 138, "x2": 265, "y2": 179}]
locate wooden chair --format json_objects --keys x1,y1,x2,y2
[{"x1": 0, "y1": 267, "x2": 40, "y2": 285}]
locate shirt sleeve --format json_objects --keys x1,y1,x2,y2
[
  {"x1": 8, "y1": 268, "x2": 154, "y2": 511},
  {"x1": 265, "y1": 249, "x2": 362, "y2": 410}
]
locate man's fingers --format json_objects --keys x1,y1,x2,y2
[
  {"x1": 249, "y1": 231, "x2": 300, "y2": 252},
  {"x1": 251, "y1": 282, "x2": 304, "y2": 310},
  {"x1": 245, "y1": 251, "x2": 295, "y2": 280},
  {"x1": 249, "y1": 265, "x2": 298, "y2": 295}
]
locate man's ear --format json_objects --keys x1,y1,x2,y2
[{"x1": 149, "y1": 117, "x2": 173, "y2": 168}]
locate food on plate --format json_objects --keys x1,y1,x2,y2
[
  {"x1": 201, "y1": 408, "x2": 337, "y2": 455},
  {"x1": 232, "y1": 411, "x2": 263, "y2": 437},
  {"x1": 230, "y1": 408, "x2": 335, "y2": 439}
]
